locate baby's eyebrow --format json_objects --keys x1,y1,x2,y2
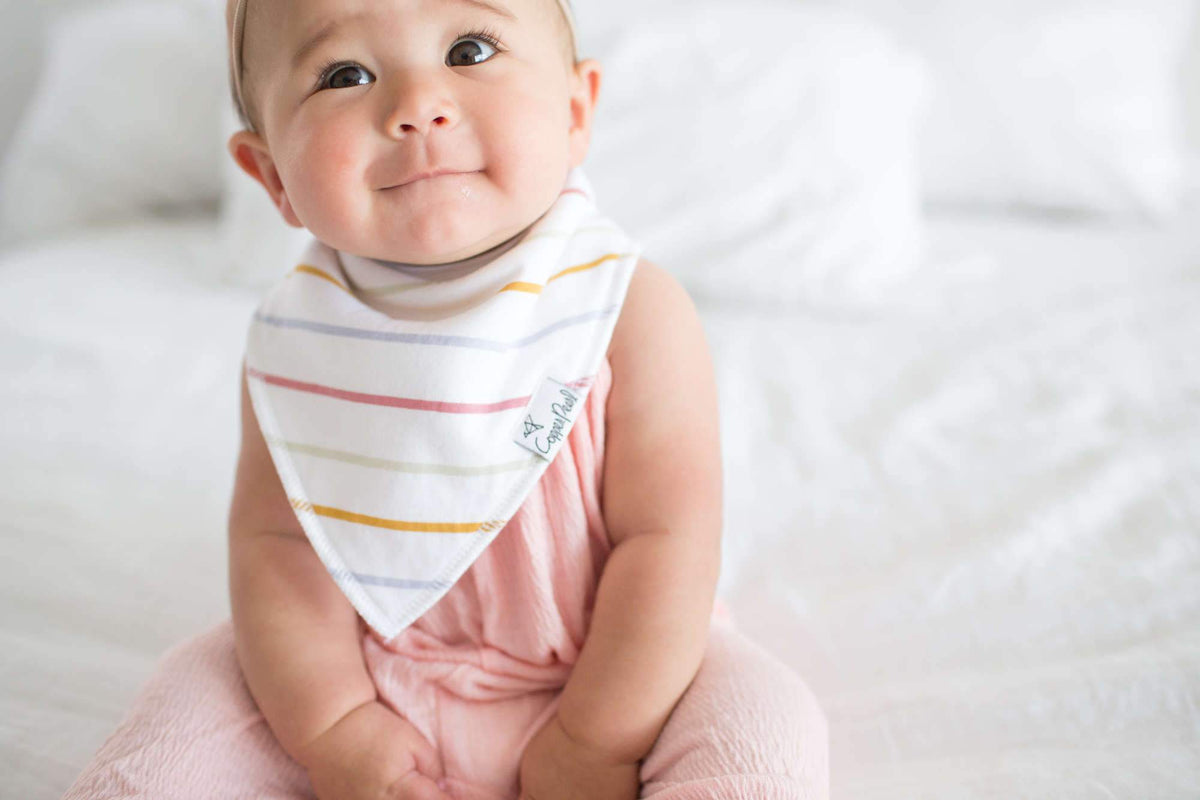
[
  {"x1": 292, "y1": 13, "x2": 368, "y2": 70},
  {"x1": 291, "y1": 0, "x2": 517, "y2": 70},
  {"x1": 454, "y1": 0, "x2": 517, "y2": 22}
]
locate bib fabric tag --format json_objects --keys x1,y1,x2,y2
[{"x1": 512, "y1": 374, "x2": 583, "y2": 462}]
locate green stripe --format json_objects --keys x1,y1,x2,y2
[{"x1": 266, "y1": 436, "x2": 540, "y2": 476}]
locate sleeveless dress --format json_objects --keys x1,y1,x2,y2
[{"x1": 359, "y1": 352, "x2": 621, "y2": 796}]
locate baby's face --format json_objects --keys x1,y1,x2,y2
[{"x1": 229, "y1": 0, "x2": 598, "y2": 264}]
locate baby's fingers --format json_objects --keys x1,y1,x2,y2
[
  {"x1": 386, "y1": 770, "x2": 453, "y2": 800},
  {"x1": 398, "y1": 724, "x2": 445, "y2": 782}
]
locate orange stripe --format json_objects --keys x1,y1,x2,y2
[
  {"x1": 291, "y1": 498, "x2": 495, "y2": 534},
  {"x1": 293, "y1": 264, "x2": 350, "y2": 293}
]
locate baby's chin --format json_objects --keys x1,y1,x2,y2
[
  {"x1": 356, "y1": 212, "x2": 539, "y2": 266},
  {"x1": 305, "y1": 172, "x2": 561, "y2": 264}
]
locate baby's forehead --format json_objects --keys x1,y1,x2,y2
[{"x1": 229, "y1": 0, "x2": 574, "y2": 61}]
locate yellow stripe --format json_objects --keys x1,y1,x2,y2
[
  {"x1": 359, "y1": 231, "x2": 623, "y2": 297},
  {"x1": 293, "y1": 264, "x2": 350, "y2": 293},
  {"x1": 291, "y1": 498, "x2": 483, "y2": 534},
  {"x1": 500, "y1": 281, "x2": 544, "y2": 295},
  {"x1": 351, "y1": 252, "x2": 632, "y2": 299},
  {"x1": 496, "y1": 253, "x2": 629, "y2": 294},
  {"x1": 549, "y1": 253, "x2": 628, "y2": 283}
]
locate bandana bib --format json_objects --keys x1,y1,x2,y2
[{"x1": 243, "y1": 170, "x2": 640, "y2": 640}]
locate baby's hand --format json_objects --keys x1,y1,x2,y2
[
  {"x1": 298, "y1": 700, "x2": 451, "y2": 800},
  {"x1": 518, "y1": 713, "x2": 640, "y2": 800}
]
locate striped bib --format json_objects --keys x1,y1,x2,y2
[{"x1": 243, "y1": 169, "x2": 641, "y2": 640}]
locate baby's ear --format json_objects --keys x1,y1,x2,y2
[
  {"x1": 567, "y1": 58, "x2": 602, "y2": 168},
  {"x1": 226, "y1": 130, "x2": 304, "y2": 228}
]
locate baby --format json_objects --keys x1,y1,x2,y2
[{"x1": 60, "y1": 1, "x2": 827, "y2": 798}]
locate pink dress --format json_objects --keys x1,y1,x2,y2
[{"x1": 61, "y1": 357, "x2": 829, "y2": 800}]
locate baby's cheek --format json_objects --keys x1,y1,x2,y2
[
  {"x1": 282, "y1": 142, "x2": 364, "y2": 231},
  {"x1": 492, "y1": 109, "x2": 571, "y2": 190},
  {"x1": 298, "y1": 132, "x2": 361, "y2": 189}
]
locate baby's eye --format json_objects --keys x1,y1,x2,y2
[
  {"x1": 446, "y1": 37, "x2": 498, "y2": 67},
  {"x1": 322, "y1": 64, "x2": 374, "y2": 90}
]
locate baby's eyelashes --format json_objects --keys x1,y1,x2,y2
[
  {"x1": 321, "y1": 63, "x2": 374, "y2": 90},
  {"x1": 447, "y1": 35, "x2": 500, "y2": 67},
  {"x1": 310, "y1": 31, "x2": 503, "y2": 94}
]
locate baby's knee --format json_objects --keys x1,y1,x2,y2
[
  {"x1": 641, "y1": 624, "x2": 829, "y2": 793},
  {"x1": 140, "y1": 619, "x2": 257, "y2": 718},
  {"x1": 153, "y1": 619, "x2": 235, "y2": 679}
]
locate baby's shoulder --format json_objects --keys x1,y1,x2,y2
[
  {"x1": 599, "y1": 258, "x2": 721, "y2": 548},
  {"x1": 606, "y1": 256, "x2": 710, "y2": 381}
]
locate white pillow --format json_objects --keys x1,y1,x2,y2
[
  {"x1": 219, "y1": 2, "x2": 929, "y2": 307},
  {"x1": 838, "y1": 0, "x2": 1198, "y2": 219},
  {"x1": 581, "y1": 2, "x2": 930, "y2": 306},
  {"x1": 0, "y1": 0, "x2": 226, "y2": 246}
]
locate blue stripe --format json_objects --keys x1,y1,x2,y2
[
  {"x1": 254, "y1": 306, "x2": 619, "y2": 353},
  {"x1": 329, "y1": 569, "x2": 452, "y2": 591}
]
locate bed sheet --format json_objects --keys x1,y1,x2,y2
[
  {"x1": 701, "y1": 210, "x2": 1200, "y2": 797},
  {"x1": 0, "y1": 221, "x2": 258, "y2": 797},
  {"x1": 2, "y1": 212, "x2": 1198, "y2": 798}
]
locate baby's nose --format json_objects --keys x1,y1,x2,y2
[
  {"x1": 396, "y1": 115, "x2": 451, "y2": 136},
  {"x1": 384, "y1": 75, "x2": 459, "y2": 138}
]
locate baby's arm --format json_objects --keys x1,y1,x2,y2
[
  {"x1": 228, "y1": 367, "x2": 446, "y2": 797},
  {"x1": 554, "y1": 260, "x2": 724, "y2": 763},
  {"x1": 228, "y1": 366, "x2": 378, "y2": 756}
]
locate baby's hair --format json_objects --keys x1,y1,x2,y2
[{"x1": 228, "y1": 0, "x2": 580, "y2": 136}]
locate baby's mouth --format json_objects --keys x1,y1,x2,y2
[{"x1": 381, "y1": 169, "x2": 478, "y2": 190}]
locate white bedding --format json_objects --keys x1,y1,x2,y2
[{"x1": 2, "y1": 211, "x2": 1199, "y2": 798}]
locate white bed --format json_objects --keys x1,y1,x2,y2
[
  {"x1": 3, "y1": 0, "x2": 1199, "y2": 798},
  {"x1": 4, "y1": 208, "x2": 1198, "y2": 798}
]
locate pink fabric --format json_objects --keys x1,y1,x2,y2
[{"x1": 61, "y1": 357, "x2": 829, "y2": 799}]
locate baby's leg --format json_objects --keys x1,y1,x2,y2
[
  {"x1": 639, "y1": 620, "x2": 829, "y2": 800},
  {"x1": 61, "y1": 620, "x2": 314, "y2": 800}
]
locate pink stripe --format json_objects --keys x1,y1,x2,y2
[
  {"x1": 247, "y1": 367, "x2": 593, "y2": 414},
  {"x1": 561, "y1": 188, "x2": 588, "y2": 199}
]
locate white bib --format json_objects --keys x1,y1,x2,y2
[{"x1": 243, "y1": 170, "x2": 640, "y2": 640}]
